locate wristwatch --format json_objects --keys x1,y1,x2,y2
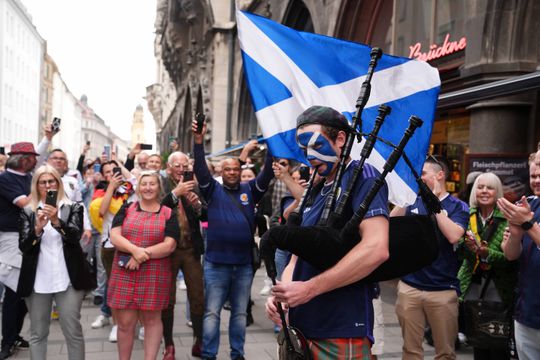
[{"x1": 520, "y1": 218, "x2": 535, "y2": 231}]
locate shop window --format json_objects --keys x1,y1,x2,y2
[{"x1": 430, "y1": 112, "x2": 470, "y2": 194}]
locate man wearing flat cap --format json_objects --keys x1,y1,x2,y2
[
  {"x1": 266, "y1": 105, "x2": 390, "y2": 358},
  {"x1": 0, "y1": 142, "x2": 39, "y2": 359}
]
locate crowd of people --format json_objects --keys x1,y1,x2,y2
[{"x1": 0, "y1": 107, "x2": 539, "y2": 360}]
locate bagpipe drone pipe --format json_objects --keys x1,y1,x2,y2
[{"x1": 260, "y1": 48, "x2": 442, "y2": 285}]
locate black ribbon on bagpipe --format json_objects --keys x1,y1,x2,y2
[{"x1": 260, "y1": 48, "x2": 442, "y2": 359}]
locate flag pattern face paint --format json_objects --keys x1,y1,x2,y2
[{"x1": 297, "y1": 131, "x2": 338, "y2": 177}]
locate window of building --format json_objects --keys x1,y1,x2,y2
[{"x1": 336, "y1": 0, "x2": 466, "y2": 61}]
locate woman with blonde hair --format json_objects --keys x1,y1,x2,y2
[
  {"x1": 18, "y1": 164, "x2": 95, "y2": 359},
  {"x1": 458, "y1": 172, "x2": 518, "y2": 360},
  {"x1": 107, "y1": 171, "x2": 179, "y2": 360}
]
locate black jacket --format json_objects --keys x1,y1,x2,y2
[
  {"x1": 162, "y1": 183, "x2": 206, "y2": 258},
  {"x1": 17, "y1": 202, "x2": 96, "y2": 297}
]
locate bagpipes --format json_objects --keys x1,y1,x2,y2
[
  {"x1": 260, "y1": 48, "x2": 443, "y2": 359},
  {"x1": 261, "y1": 48, "x2": 444, "y2": 359}
]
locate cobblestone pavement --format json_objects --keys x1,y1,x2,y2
[{"x1": 2, "y1": 272, "x2": 473, "y2": 359}]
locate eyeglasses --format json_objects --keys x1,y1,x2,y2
[
  {"x1": 38, "y1": 179, "x2": 57, "y2": 186},
  {"x1": 241, "y1": 164, "x2": 254, "y2": 170},
  {"x1": 278, "y1": 162, "x2": 289, "y2": 167}
]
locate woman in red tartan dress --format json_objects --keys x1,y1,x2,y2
[{"x1": 108, "y1": 171, "x2": 179, "y2": 360}]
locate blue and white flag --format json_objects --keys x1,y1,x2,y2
[{"x1": 237, "y1": 10, "x2": 441, "y2": 207}]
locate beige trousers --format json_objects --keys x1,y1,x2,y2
[{"x1": 395, "y1": 280, "x2": 458, "y2": 360}]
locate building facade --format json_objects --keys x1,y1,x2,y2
[
  {"x1": 0, "y1": 0, "x2": 44, "y2": 148},
  {"x1": 149, "y1": 0, "x2": 540, "y2": 193},
  {"x1": 79, "y1": 95, "x2": 129, "y2": 165}
]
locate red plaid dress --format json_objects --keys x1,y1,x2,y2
[{"x1": 108, "y1": 203, "x2": 172, "y2": 310}]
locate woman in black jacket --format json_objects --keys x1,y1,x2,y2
[{"x1": 18, "y1": 164, "x2": 94, "y2": 360}]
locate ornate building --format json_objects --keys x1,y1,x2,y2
[{"x1": 148, "y1": 0, "x2": 540, "y2": 189}]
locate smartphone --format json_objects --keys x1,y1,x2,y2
[
  {"x1": 0, "y1": 146, "x2": 4, "y2": 155},
  {"x1": 299, "y1": 166, "x2": 310, "y2": 181},
  {"x1": 195, "y1": 113, "x2": 205, "y2": 134},
  {"x1": 183, "y1": 170, "x2": 194, "y2": 182},
  {"x1": 113, "y1": 167, "x2": 122, "y2": 176},
  {"x1": 250, "y1": 133, "x2": 258, "y2": 140},
  {"x1": 103, "y1": 145, "x2": 111, "y2": 160},
  {"x1": 86, "y1": 140, "x2": 91, "y2": 146},
  {"x1": 45, "y1": 190, "x2": 58, "y2": 207},
  {"x1": 140, "y1": 143, "x2": 153, "y2": 150},
  {"x1": 117, "y1": 254, "x2": 131, "y2": 268},
  {"x1": 51, "y1": 117, "x2": 61, "y2": 134},
  {"x1": 93, "y1": 163, "x2": 101, "y2": 173}
]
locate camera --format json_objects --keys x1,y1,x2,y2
[
  {"x1": 45, "y1": 190, "x2": 58, "y2": 207},
  {"x1": 117, "y1": 254, "x2": 131, "y2": 268},
  {"x1": 103, "y1": 145, "x2": 111, "y2": 160},
  {"x1": 299, "y1": 166, "x2": 310, "y2": 182},
  {"x1": 51, "y1": 117, "x2": 61, "y2": 134},
  {"x1": 183, "y1": 170, "x2": 194, "y2": 182}
]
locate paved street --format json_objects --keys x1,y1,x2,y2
[{"x1": 2, "y1": 271, "x2": 473, "y2": 359}]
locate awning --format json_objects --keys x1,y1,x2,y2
[
  {"x1": 438, "y1": 70, "x2": 540, "y2": 110},
  {"x1": 207, "y1": 136, "x2": 266, "y2": 159}
]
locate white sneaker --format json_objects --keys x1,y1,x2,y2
[
  {"x1": 91, "y1": 314, "x2": 110, "y2": 329},
  {"x1": 178, "y1": 280, "x2": 187, "y2": 290},
  {"x1": 458, "y1": 332, "x2": 468, "y2": 345},
  {"x1": 108, "y1": 325, "x2": 118, "y2": 343},
  {"x1": 260, "y1": 279, "x2": 272, "y2": 296},
  {"x1": 138, "y1": 326, "x2": 145, "y2": 341}
]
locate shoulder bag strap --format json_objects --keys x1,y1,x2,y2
[{"x1": 477, "y1": 217, "x2": 504, "y2": 300}]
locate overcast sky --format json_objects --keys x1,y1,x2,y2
[{"x1": 21, "y1": 0, "x2": 157, "y2": 143}]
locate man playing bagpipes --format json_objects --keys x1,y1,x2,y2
[{"x1": 265, "y1": 106, "x2": 390, "y2": 359}]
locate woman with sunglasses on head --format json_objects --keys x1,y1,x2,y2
[
  {"x1": 107, "y1": 171, "x2": 179, "y2": 360},
  {"x1": 18, "y1": 164, "x2": 95, "y2": 360}
]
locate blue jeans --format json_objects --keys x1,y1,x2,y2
[
  {"x1": 515, "y1": 320, "x2": 540, "y2": 360},
  {"x1": 202, "y1": 261, "x2": 253, "y2": 359}
]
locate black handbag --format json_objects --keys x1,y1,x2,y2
[
  {"x1": 82, "y1": 252, "x2": 98, "y2": 290},
  {"x1": 463, "y1": 274, "x2": 510, "y2": 349},
  {"x1": 251, "y1": 240, "x2": 261, "y2": 271}
]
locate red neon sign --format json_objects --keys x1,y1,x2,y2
[{"x1": 409, "y1": 34, "x2": 466, "y2": 61}]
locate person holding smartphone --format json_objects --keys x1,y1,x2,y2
[
  {"x1": 160, "y1": 151, "x2": 206, "y2": 359},
  {"x1": 18, "y1": 164, "x2": 95, "y2": 359},
  {"x1": 88, "y1": 161, "x2": 136, "y2": 342}
]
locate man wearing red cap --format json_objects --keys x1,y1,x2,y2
[{"x1": 0, "y1": 142, "x2": 39, "y2": 359}]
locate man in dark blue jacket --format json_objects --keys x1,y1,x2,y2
[
  {"x1": 191, "y1": 119, "x2": 274, "y2": 360},
  {"x1": 499, "y1": 150, "x2": 540, "y2": 360}
]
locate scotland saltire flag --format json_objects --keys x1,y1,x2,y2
[{"x1": 237, "y1": 10, "x2": 441, "y2": 207}]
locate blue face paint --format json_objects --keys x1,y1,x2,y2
[{"x1": 297, "y1": 131, "x2": 338, "y2": 176}]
